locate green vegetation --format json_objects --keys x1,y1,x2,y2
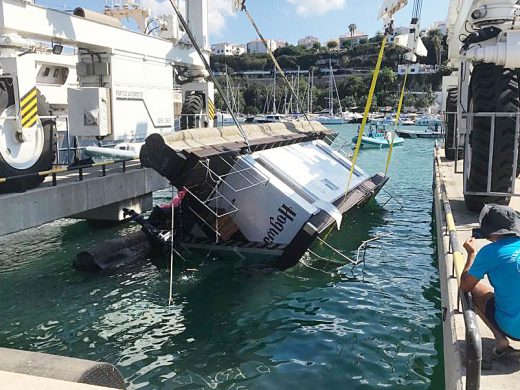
[{"x1": 211, "y1": 29, "x2": 449, "y2": 113}]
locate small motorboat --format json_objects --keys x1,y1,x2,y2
[
  {"x1": 397, "y1": 126, "x2": 444, "y2": 139},
  {"x1": 316, "y1": 115, "x2": 345, "y2": 125},
  {"x1": 352, "y1": 124, "x2": 405, "y2": 149},
  {"x1": 214, "y1": 111, "x2": 246, "y2": 127},
  {"x1": 415, "y1": 115, "x2": 443, "y2": 127},
  {"x1": 253, "y1": 114, "x2": 291, "y2": 124}
]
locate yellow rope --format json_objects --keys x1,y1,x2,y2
[
  {"x1": 346, "y1": 36, "x2": 387, "y2": 192},
  {"x1": 385, "y1": 65, "x2": 409, "y2": 176}
]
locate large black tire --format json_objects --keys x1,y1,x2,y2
[
  {"x1": 444, "y1": 88, "x2": 462, "y2": 160},
  {"x1": 464, "y1": 64, "x2": 520, "y2": 212},
  {"x1": 0, "y1": 84, "x2": 56, "y2": 193},
  {"x1": 180, "y1": 93, "x2": 204, "y2": 130}
]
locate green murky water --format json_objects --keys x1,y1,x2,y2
[{"x1": 0, "y1": 124, "x2": 444, "y2": 389}]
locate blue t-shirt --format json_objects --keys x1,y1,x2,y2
[{"x1": 469, "y1": 237, "x2": 520, "y2": 338}]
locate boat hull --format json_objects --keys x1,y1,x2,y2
[
  {"x1": 397, "y1": 130, "x2": 443, "y2": 139},
  {"x1": 317, "y1": 118, "x2": 345, "y2": 125},
  {"x1": 352, "y1": 136, "x2": 405, "y2": 149}
]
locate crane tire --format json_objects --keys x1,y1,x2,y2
[
  {"x1": 464, "y1": 64, "x2": 520, "y2": 212},
  {"x1": 0, "y1": 90, "x2": 56, "y2": 193},
  {"x1": 444, "y1": 88, "x2": 462, "y2": 160},
  {"x1": 180, "y1": 93, "x2": 204, "y2": 130}
]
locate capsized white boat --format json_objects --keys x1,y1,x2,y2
[{"x1": 140, "y1": 121, "x2": 388, "y2": 269}]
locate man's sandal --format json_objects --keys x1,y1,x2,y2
[{"x1": 492, "y1": 346, "x2": 520, "y2": 358}]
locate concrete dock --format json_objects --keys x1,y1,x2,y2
[
  {"x1": 434, "y1": 148, "x2": 520, "y2": 389},
  {"x1": 0, "y1": 160, "x2": 169, "y2": 237},
  {"x1": 0, "y1": 371, "x2": 118, "y2": 390}
]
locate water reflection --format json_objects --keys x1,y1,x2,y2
[{"x1": 0, "y1": 125, "x2": 443, "y2": 389}]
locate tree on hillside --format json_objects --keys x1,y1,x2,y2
[
  {"x1": 377, "y1": 67, "x2": 399, "y2": 107},
  {"x1": 327, "y1": 40, "x2": 339, "y2": 50},
  {"x1": 421, "y1": 29, "x2": 448, "y2": 65},
  {"x1": 348, "y1": 24, "x2": 357, "y2": 37}
]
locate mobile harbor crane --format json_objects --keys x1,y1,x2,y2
[
  {"x1": 0, "y1": 0, "x2": 214, "y2": 193},
  {"x1": 442, "y1": 0, "x2": 520, "y2": 211}
]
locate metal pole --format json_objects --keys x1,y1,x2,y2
[
  {"x1": 168, "y1": 0, "x2": 251, "y2": 153},
  {"x1": 296, "y1": 65, "x2": 300, "y2": 113},
  {"x1": 487, "y1": 114, "x2": 496, "y2": 193},
  {"x1": 272, "y1": 65, "x2": 276, "y2": 114},
  {"x1": 512, "y1": 113, "x2": 520, "y2": 195}
]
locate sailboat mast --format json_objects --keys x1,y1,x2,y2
[
  {"x1": 272, "y1": 65, "x2": 277, "y2": 114},
  {"x1": 225, "y1": 64, "x2": 230, "y2": 111},
  {"x1": 328, "y1": 59, "x2": 334, "y2": 116},
  {"x1": 310, "y1": 69, "x2": 314, "y2": 114},
  {"x1": 296, "y1": 66, "x2": 300, "y2": 113}
]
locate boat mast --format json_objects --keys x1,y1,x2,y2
[
  {"x1": 310, "y1": 68, "x2": 314, "y2": 114},
  {"x1": 296, "y1": 66, "x2": 300, "y2": 113},
  {"x1": 225, "y1": 64, "x2": 230, "y2": 112},
  {"x1": 328, "y1": 59, "x2": 334, "y2": 116},
  {"x1": 333, "y1": 69, "x2": 343, "y2": 115},
  {"x1": 272, "y1": 65, "x2": 277, "y2": 114}
]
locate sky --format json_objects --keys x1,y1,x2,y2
[{"x1": 36, "y1": 0, "x2": 450, "y2": 44}]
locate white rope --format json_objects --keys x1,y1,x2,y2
[{"x1": 168, "y1": 186, "x2": 175, "y2": 306}]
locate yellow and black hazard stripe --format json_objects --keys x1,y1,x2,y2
[
  {"x1": 20, "y1": 87, "x2": 39, "y2": 128},
  {"x1": 207, "y1": 98, "x2": 215, "y2": 121}
]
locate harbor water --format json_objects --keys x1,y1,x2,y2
[{"x1": 0, "y1": 124, "x2": 444, "y2": 389}]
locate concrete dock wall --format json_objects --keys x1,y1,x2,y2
[
  {"x1": 433, "y1": 147, "x2": 520, "y2": 389},
  {"x1": 0, "y1": 163, "x2": 169, "y2": 237}
]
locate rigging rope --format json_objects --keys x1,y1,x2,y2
[
  {"x1": 385, "y1": 65, "x2": 409, "y2": 176},
  {"x1": 239, "y1": 3, "x2": 315, "y2": 129},
  {"x1": 168, "y1": 186, "x2": 175, "y2": 306},
  {"x1": 346, "y1": 36, "x2": 387, "y2": 192}
]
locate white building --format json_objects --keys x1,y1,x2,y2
[
  {"x1": 298, "y1": 35, "x2": 320, "y2": 49},
  {"x1": 398, "y1": 64, "x2": 439, "y2": 75},
  {"x1": 275, "y1": 40, "x2": 287, "y2": 49},
  {"x1": 429, "y1": 21, "x2": 447, "y2": 35},
  {"x1": 339, "y1": 30, "x2": 369, "y2": 47},
  {"x1": 211, "y1": 42, "x2": 246, "y2": 56},
  {"x1": 247, "y1": 39, "x2": 278, "y2": 54}
]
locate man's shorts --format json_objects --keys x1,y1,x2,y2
[{"x1": 485, "y1": 297, "x2": 520, "y2": 341}]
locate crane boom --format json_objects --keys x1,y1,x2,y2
[
  {"x1": 0, "y1": 0, "x2": 205, "y2": 68},
  {"x1": 379, "y1": 0, "x2": 427, "y2": 60},
  {"x1": 378, "y1": 0, "x2": 408, "y2": 25}
]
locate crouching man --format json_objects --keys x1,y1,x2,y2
[{"x1": 461, "y1": 204, "x2": 520, "y2": 357}]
